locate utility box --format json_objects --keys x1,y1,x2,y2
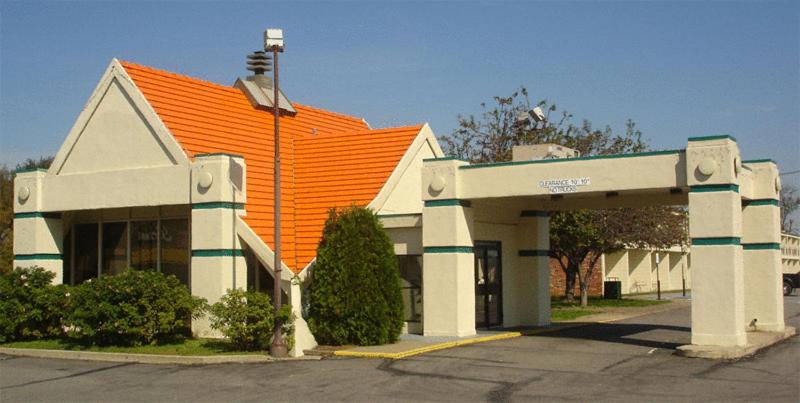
[{"x1": 604, "y1": 279, "x2": 622, "y2": 300}]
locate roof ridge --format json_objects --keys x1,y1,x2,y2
[
  {"x1": 292, "y1": 102, "x2": 367, "y2": 124},
  {"x1": 294, "y1": 124, "x2": 423, "y2": 143},
  {"x1": 119, "y1": 60, "x2": 239, "y2": 94}
]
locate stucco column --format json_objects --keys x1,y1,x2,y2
[
  {"x1": 515, "y1": 211, "x2": 551, "y2": 326},
  {"x1": 13, "y1": 169, "x2": 63, "y2": 282},
  {"x1": 421, "y1": 158, "x2": 475, "y2": 337},
  {"x1": 190, "y1": 153, "x2": 247, "y2": 337},
  {"x1": 741, "y1": 160, "x2": 784, "y2": 332},
  {"x1": 686, "y1": 136, "x2": 746, "y2": 347}
]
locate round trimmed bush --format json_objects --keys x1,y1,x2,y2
[
  {"x1": 307, "y1": 206, "x2": 404, "y2": 346},
  {"x1": 65, "y1": 269, "x2": 206, "y2": 346},
  {"x1": 0, "y1": 266, "x2": 69, "y2": 342},
  {"x1": 209, "y1": 289, "x2": 294, "y2": 351}
]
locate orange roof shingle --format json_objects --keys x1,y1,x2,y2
[{"x1": 120, "y1": 61, "x2": 420, "y2": 272}]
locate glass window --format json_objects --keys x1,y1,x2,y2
[
  {"x1": 131, "y1": 220, "x2": 158, "y2": 271},
  {"x1": 102, "y1": 222, "x2": 128, "y2": 276},
  {"x1": 62, "y1": 229, "x2": 72, "y2": 285},
  {"x1": 398, "y1": 255, "x2": 422, "y2": 323},
  {"x1": 160, "y1": 219, "x2": 189, "y2": 286},
  {"x1": 73, "y1": 223, "x2": 98, "y2": 284}
]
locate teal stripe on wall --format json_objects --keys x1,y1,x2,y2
[
  {"x1": 192, "y1": 202, "x2": 245, "y2": 210},
  {"x1": 742, "y1": 199, "x2": 779, "y2": 207},
  {"x1": 14, "y1": 254, "x2": 62, "y2": 260},
  {"x1": 742, "y1": 159, "x2": 774, "y2": 164},
  {"x1": 687, "y1": 134, "x2": 737, "y2": 142},
  {"x1": 424, "y1": 246, "x2": 473, "y2": 254},
  {"x1": 424, "y1": 199, "x2": 472, "y2": 208},
  {"x1": 742, "y1": 243, "x2": 781, "y2": 250},
  {"x1": 691, "y1": 237, "x2": 741, "y2": 246},
  {"x1": 519, "y1": 250, "x2": 549, "y2": 257},
  {"x1": 459, "y1": 149, "x2": 683, "y2": 170},
  {"x1": 689, "y1": 184, "x2": 739, "y2": 193},
  {"x1": 191, "y1": 249, "x2": 244, "y2": 257},
  {"x1": 14, "y1": 212, "x2": 61, "y2": 219},
  {"x1": 520, "y1": 210, "x2": 548, "y2": 218}
]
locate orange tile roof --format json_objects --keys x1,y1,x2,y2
[{"x1": 120, "y1": 61, "x2": 420, "y2": 272}]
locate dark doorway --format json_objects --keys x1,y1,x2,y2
[{"x1": 474, "y1": 241, "x2": 502, "y2": 328}]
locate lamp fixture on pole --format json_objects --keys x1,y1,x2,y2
[{"x1": 265, "y1": 28, "x2": 288, "y2": 358}]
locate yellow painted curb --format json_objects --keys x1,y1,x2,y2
[{"x1": 333, "y1": 332, "x2": 522, "y2": 360}]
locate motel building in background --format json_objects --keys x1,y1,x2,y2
[{"x1": 13, "y1": 58, "x2": 792, "y2": 357}]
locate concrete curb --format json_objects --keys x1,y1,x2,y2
[
  {"x1": 333, "y1": 332, "x2": 523, "y2": 360},
  {"x1": 676, "y1": 326, "x2": 797, "y2": 360},
  {"x1": 0, "y1": 348, "x2": 321, "y2": 365}
]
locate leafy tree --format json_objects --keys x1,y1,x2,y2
[
  {"x1": 307, "y1": 206, "x2": 404, "y2": 346},
  {"x1": 1, "y1": 157, "x2": 54, "y2": 273},
  {"x1": 442, "y1": 88, "x2": 688, "y2": 306},
  {"x1": 780, "y1": 185, "x2": 799, "y2": 235}
]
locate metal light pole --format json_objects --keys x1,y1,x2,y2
[{"x1": 265, "y1": 28, "x2": 288, "y2": 358}]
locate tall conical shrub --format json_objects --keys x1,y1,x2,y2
[{"x1": 307, "y1": 206, "x2": 404, "y2": 346}]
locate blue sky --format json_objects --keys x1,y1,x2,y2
[{"x1": 1, "y1": 1, "x2": 798, "y2": 192}]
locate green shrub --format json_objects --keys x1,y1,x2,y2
[
  {"x1": 65, "y1": 270, "x2": 206, "y2": 346},
  {"x1": 209, "y1": 289, "x2": 294, "y2": 351},
  {"x1": 0, "y1": 266, "x2": 69, "y2": 343},
  {"x1": 307, "y1": 206, "x2": 404, "y2": 346}
]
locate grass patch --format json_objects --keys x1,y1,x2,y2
[
  {"x1": 0, "y1": 338, "x2": 265, "y2": 356},
  {"x1": 550, "y1": 297, "x2": 670, "y2": 322}
]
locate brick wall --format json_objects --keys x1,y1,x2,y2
[{"x1": 549, "y1": 256, "x2": 603, "y2": 297}]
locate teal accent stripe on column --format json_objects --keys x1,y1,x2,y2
[
  {"x1": 742, "y1": 199, "x2": 779, "y2": 207},
  {"x1": 519, "y1": 250, "x2": 549, "y2": 257},
  {"x1": 424, "y1": 246, "x2": 473, "y2": 254},
  {"x1": 691, "y1": 237, "x2": 741, "y2": 246},
  {"x1": 689, "y1": 184, "x2": 739, "y2": 193},
  {"x1": 14, "y1": 212, "x2": 61, "y2": 219},
  {"x1": 424, "y1": 199, "x2": 472, "y2": 208},
  {"x1": 14, "y1": 167, "x2": 48, "y2": 174},
  {"x1": 192, "y1": 202, "x2": 245, "y2": 210},
  {"x1": 14, "y1": 254, "x2": 62, "y2": 260},
  {"x1": 742, "y1": 243, "x2": 781, "y2": 250},
  {"x1": 688, "y1": 134, "x2": 737, "y2": 142},
  {"x1": 191, "y1": 249, "x2": 244, "y2": 257},
  {"x1": 520, "y1": 210, "x2": 548, "y2": 217}
]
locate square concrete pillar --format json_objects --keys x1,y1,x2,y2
[
  {"x1": 741, "y1": 160, "x2": 784, "y2": 332},
  {"x1": 13, "y1": 169, "x2": 64, "y2": 282},
  {"x1": 422, "y1": 199, "x2": 475, "y2": 337},
  {"x1": 686, "y1": 136, "x2": 746, "y2": 347},
  {"x1": 190, "y1": 153, "x2": 248, "y2": 337},
  {"x1": 513, "y1": 211, "x2": 550, "y2": 327}
]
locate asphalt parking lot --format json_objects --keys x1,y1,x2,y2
[{"x1": 2, "y1": 296, "x2": 798, "y2": 403}]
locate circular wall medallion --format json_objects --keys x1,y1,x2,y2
[
  {"x1": 734, "y1": 156, "x2": 742, "y2": 175},
  {"x1": 698, "y1": 158, "x2": 718, "y2": 176},
  {"x1": 430, "y1": 174, "x2": 446, "y2": 192},
  {"x1": 775, "y1": 176, "x2": 782, "y2": 193},
  {"x1": 198, "y1": 171, "x2": 214, "y2": 189},
  {"x1": 17, "y1": 186, "x2": 31, "y2": 203}
]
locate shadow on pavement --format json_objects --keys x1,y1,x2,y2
[{"x1": 523, "y1": 323, "x2": 691, "y2": 350}]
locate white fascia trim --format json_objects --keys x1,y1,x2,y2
[
  {"x1": 367, "y1": 123, "x2": 443, "y2": 213},
  {"x1": 49, "y1": 58, "x2": 190, "y2": 176},
  {"x1": 235, "y1": 215, "x2": 295, "y2": 284}
]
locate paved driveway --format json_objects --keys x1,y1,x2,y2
[{"x1": 2, "y1": 297, "x2": 799, "y2": 402}]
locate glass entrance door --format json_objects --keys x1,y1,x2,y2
[{"x1": 475, "y1": 241, "x2": 502, "y2": 328}]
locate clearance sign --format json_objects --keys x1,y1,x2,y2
[{"x1": 538, "y1": 177, "x2": 591, "y2": 194}]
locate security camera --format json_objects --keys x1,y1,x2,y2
[{"x1": 529, "y1": 106, "x2": 545, "y2": 123}]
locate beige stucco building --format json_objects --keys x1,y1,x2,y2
[{"x1": 13, "y1": 59, "x2": 790, "y2": 356}]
